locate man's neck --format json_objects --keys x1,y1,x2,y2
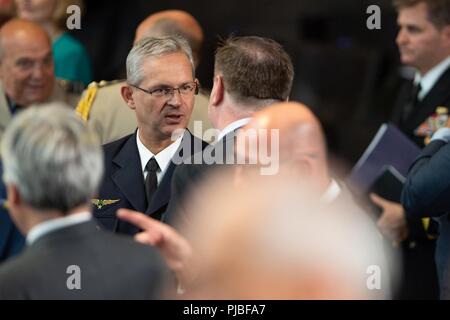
[
  {"x1": 214, "y1": 104, "x2": 254, "y2": 132},
  {"x1": 418, "y1": 53, "x2": 450, "y2": 76},
  {"x1": 138, "y1": 128, "x2": 176, "y2": 155},
  {"x1": 24, "y1": 205, "x2": 91, "y2": 235}
]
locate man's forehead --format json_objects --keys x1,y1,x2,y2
[
  {"x1": 397, "y1": 3, "x2": 430, "y2": 22},
  {"x1": 5, "y1": 44, "x2": 52, "y2": 61},
  {"x1": 140, "y1": 53, "x2": 194, "y2": 83}
]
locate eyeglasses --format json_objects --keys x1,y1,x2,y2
[{"x1": 129, "y1": 82, "x2": 199, "y2": 98}]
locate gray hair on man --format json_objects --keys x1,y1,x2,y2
[
  {"x1": 1, "y1": 103, "x2": 103, "y2": 213},
  {"x1": 126, "y1": 36, "x2": 195, "y2": 86}
]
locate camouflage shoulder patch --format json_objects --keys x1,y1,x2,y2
[{"x1": 91, "y1": 199, "x2": 120, "y2": 210}]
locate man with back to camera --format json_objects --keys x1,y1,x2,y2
[{"x1": 0, "y1": 104, "x2": 166, "y2": 299}]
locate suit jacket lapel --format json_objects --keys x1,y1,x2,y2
[
  {"x1": 111, "y1": 133, "x2": 147, "y2": 213},
  {"x1": 407, "y1": 67, "x2": 450, "y2": 133}
]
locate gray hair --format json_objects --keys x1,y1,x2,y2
[
  {"x1": 1, "y1": 103, "x2": 103, "y2": 213},
  {"x1": 126, "y1": 36, "x2": 195, "y2": 86}
]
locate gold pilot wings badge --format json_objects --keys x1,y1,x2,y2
[{"x1": 91, "y1": 199, "x2": 120, "y2": 209}]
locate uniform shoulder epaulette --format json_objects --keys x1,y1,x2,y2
[
  {"x1": 76, "y1": 79, "x2": 125, "y2": 121},
  {"x1": 98, "y1": 79, "x2": 124, "y2": 88},
  {"x1": 76, "y1": 81, "x2": 99, "y2": 121}
]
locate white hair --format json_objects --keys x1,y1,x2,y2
[{"x1": 1, "y1": 103, "x2": 103, "y2": 213}]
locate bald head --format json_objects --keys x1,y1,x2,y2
[
  {"x1": 0, "y1": 19, "x2": 51, "y2": 59},
  {"x1": 239, "y1": 102, "x2": 330, "y2": 191},
  {"x1": 0, "y1": 19, "x2": 54, "y2": 107},
  {"x1": 135, "y1": 10, "x2": 203, "y2": 68},
  {"x1": 249, "y1": 102, "x2": 327, "y2": 157}
]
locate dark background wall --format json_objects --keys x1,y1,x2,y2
[{"x1": 71, "y1": 0, "x2": 406, "y2": 175}]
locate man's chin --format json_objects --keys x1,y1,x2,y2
[
  {"x1": 23, "y1": 93, "x2": 51, "y2": 106},
  {"x1": 399, "y1": 54, "x2": 415, "y2": 66},
  {"x1": 163, "y1": 124, "x2": 188, "y2": 140}
]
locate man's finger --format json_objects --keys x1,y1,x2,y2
[
  {"x1": 117, "y1": 208, "x2": 157, "y2": 230},
  {"x1": 370, "y1": 193, "x2": 388, "y2": 207},
  {"x1": 135, "y1": 232, "x2": 158, "y2": 245}
]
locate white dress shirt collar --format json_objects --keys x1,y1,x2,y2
[
  {"x1": 415, "y1": 55, "x2": 450, "y2": 100},
  {"x1": 217, "y1": 118, "x2": 251, "y2": 141},
  {"x1": 136, "y1": 129, "x2": 183, "y2": 183},
  {"x1": 26, "y1": 211, "x2": 92, "y2": 245}
]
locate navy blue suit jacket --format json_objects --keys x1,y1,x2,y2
[
  {"x1": 402, "y1": 139, "x2": 450, "y2": 299},
  {"x1": 93, "y1": 131, "x2": 207, "y2": 235},
  {"x1": 0, "y1": 162, "x2": 25, "y2": 263}
]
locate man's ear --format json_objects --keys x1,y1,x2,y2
[
  {"x1": 121, "y1": 85, "x2": 136, "y2": 110},
  {"x1": 7, "y1": 184, "x2": 21, "y2": 209},
  {"x1": 210, "y1": 75, "x2": 224, "y2": 106},
  {"x1": 442, "y1": 25, "x2": 450, "y2": 47}
]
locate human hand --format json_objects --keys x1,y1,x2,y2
[{"x1": 371, "y1": 193, "x2": 409, "y2": 243}]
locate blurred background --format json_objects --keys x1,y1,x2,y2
[{"x1": 32, "y1": 0, "x2": 407, "y2": 175}]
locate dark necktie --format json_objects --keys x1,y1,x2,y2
[
  {"x1": 402, "y1": 81, "x2": 422, "y2": 123},
  {"x1": 144, "y1": 157, "x2": 159, "y2": 208}
]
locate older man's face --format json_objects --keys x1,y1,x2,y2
[
  {"x1": 128, "y1": 52, "x2": 195, "y2": 141},
  {"x1": 0, "y1": 34, "x2": 54, "y2": 107}
]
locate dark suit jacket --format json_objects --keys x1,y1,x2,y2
[
  {"x1": 387, "y1": 66, "x2": 450, "y2": 299},
  {"x1": 402, "y1": 139, "x2": 450, "y2": 299},
  {"x1": 94, "y1": 130, "x2": 207, "y2": 234},
  {"x1": 391, "y1": 66, "x2": 450, "y2": 148},
  {"x1": 0, "y1": 162, "x2": 25, "y2": 263},
  {"x1": 0, "y1": 220, "x2": 166, "y2": 299},
  {"x1": 163, "y1": 130, "x2": 239, "y2": 227}
]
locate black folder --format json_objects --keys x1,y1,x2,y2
[{"x1": 347, "y1": 123, "x2": 420, "y2": 196}]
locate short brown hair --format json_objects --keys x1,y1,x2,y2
[
  {"x1": 393, "y1": 0, "x2": 450, "y2": 28},
  {"x1": 214, "y1": 36, "x2": 294, "y2": 104}
]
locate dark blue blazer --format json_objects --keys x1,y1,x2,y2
[
  {"x1": 93, "y1": 131, "x2": 207, "y2": 235},
  {"x1": 0, "y1": 162, "x2": 25, "y2": 263},
  {"x1": 402, "y1": 139, "x2": 450, "y2": 299}
]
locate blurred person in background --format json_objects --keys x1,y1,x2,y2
[
  {"x1": 402, "y1": 119, "x2": 450, "y2": 299},
  {"x1": 119, "y1": 171, "x2": 398, "y2": 299},
  {"x1": 370, "y1": 0, "x2": 450, "y2": 299},
  {"x1": 15, "y1": 0, "x2": 92, "y2": 88},
  {"x1": 0, "y1": 19, "x2": 79, "y2": 147},
  {"x1": 0, "y1": 0, "x2": 13, "y2": 26},
  {"x1": 0, "y1": 104, "x2": 166, "y2": 299}
]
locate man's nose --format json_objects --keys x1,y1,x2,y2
[
  {"x1": 31, "y1": 64, "x2": 45, "y2": 79},
  {"x1": 167, "y1": 88, "x2": 182, "y2": 106},
  {"x1": 396, "y1": 28, "x2": 408, "y2": 46}
]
